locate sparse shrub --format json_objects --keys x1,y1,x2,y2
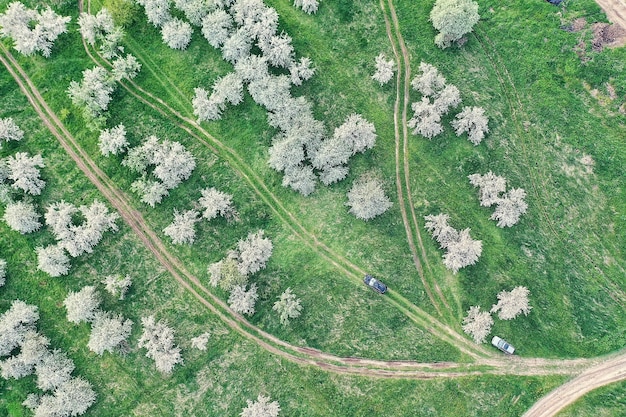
[
  {"x1": 272, "y1": 288, "x2": 302, "y2": 325},
  {"x1": 372, "y1": 53, "x2": 394, "y2": 85},
  {"x1": 138, "y1": 316, "x2": 183, "y2": 374},
  {"x1": 491, "y1": 286, "x2": 532, "y2": 320},
  {"x1": 228, "y1": 283, "x2": 258, "y2": 316},
  {"x1": 241, "y1": 394, "x2": 281, "y2": 417}
]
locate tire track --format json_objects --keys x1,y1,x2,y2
[
  {"x1": 522, "y1": 352, "x2": 626, "y2": 417},
  {"x1": 0, "y1": 43, "x2": 486, "y2": 379},
  {"x1": 380, "y1": 0, "x2": 455, "y2": 323},
  {"x1": 78, "y1": 0, "x2": 488, "y2": 359},
  {"x1": 5, "y1": 4, "x2": 624, "y2": 385}
]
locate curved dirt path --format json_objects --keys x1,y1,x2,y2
[
  {"x1": 0, "y1": 44, "x2": 484, "y2": 378},
  {"x1": 79, "y1": 0, "x2": 491, "y2": 360},
  {"x1": 2, "y1": 23, "x2": 611, "y2": 380},
  {"x1": 522, "y1": 352, "x2": 626, "y2": 417},
  {"x1": 595, "y1": 0, "x2": 626, "y2": 29}
]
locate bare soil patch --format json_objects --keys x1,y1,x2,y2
[
  {"x1": 594, "y1": 0, "x2": 626, "y2": 46},
  {"x1": 591, "y1": 22, "x2": 626, "y2": 50}
]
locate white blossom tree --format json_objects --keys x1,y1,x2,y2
[
  {"x1": 130, "y1": 178, "x2": 169, "y2": 207},
  {"x1": 424, "y1": 213, "x2": 459, "y2": 249},
  {"x1": 0, "y1": 3, "x2": 71, "y2": 57},
  {"x1": 430, "y1": 0, "x2": 480, "y2": 49},
  {"x1": 3, "y1": 201, "x2": 41, "y2": 234},
  {"x1": 247, "y1": 74, "x2": 291, "y2": 111},
  {"x1": 468, "y1": 172, "x2": 507, "y2": 207},
  {"x1": 0, "y1": 2, "x2": 37, "y2": 44},
  {"x1": 259, "y1": 33, "x2": 294, "y2": 68},
  {"x1": 6, "y1": 152, "x2": 45, "y2": 195},
  {"x1": 0, "y1": 259, "x2": 5, "y2": 287},
  {"x1": 36, "y1": 245, "x2": 70, "y2": 277},
  {"x1": 443, "y1": 228, "x2": 482, "y2": 273},
  {"x1": 111, "y1": 54, "x2": 142, "y2": 81},
  {"x1": 452, "y1": 106, "x2": 489, "y2": 145},
  {"x1": 163, "y1": 209, "x2": 200, "y2": 245},
  {"x1": 0, "y1": 330, "x2": 49, "y2": 380},
  {"x1": 198, "y1": 187, "x2": 234, "y2": 220},
  {"x1": 77, "y1": 8, "x2": 115, "y2": 46},
  {"x1": 34, "y1": 376, "x2": 96, "y2": 417},
  {"x1": 235, "y1": 54, "x2": 269, "y2": 83},
  {"x1": 161, "y1": 17, "x2": 193, "y2": 50},
  {"x1": 152, "y1": 140, "x2": 196, "y2": 189},
  {"x1": 44, "y1": 200, "x2": 119, "y2": 258},
  {"x1": 312, "y1": 114, "x2": 376, "y2": 184},
  {"x1": 228, "y1": 283, "x2": 258, "y2": 316},
  {"x1": 102, "y1": 274, "x2": 132, "y2": 300},
  {"x1": 0, "y1": 117, "x2": 24, "y2": 147},
  {"x1": 282, "y1": 164, "x2": 316, "y2": 196},
  {"x1": 272, "y1": 288, "x2": 302, "y2": 326},
  {"x1": 221, "y1": 27, "x2": 252, "y2": 64},
  {"x1": 44, "y1": 200, "x2": 76, "y2": 238},
  {"x1": 293, "y1": 0, "x2": 319, "y2": 14},
  {"x1": 98, "y1": 124, "x2": 129, "y2": 156},
  {"x1": 289, "y1": 57, "x2": 315, "y2": 86},
  {"x1": 136, "y1": 0, "x2": 172, "y2": 27},
  {"x1": 34, "y1": 349, "x2": 75, "y2": 391},
  {"x1": 174, "y1": 0, "x2": 211, "y2": 26},
  {"x1": 407, "y1": 97, "x2": 443, "y2": 139},
  {"x1": 124, "y1": 136, "x2": 196, "y2": 199},
  {"x1": 192, "y1": 87, "x2": 224, "y2": 122},
  {"x1": 138, "y1": 315, "x2": 183, "y2": 374},
  {"x1": 268, "y1": 133, "x2": 306, "y2": 173},
  {"x1": 462, "y1": 306, "x2": 493, "y2": 344},
  {"x1": 208, "y1": 256, "x2": 248, "y2": 291},
  {"x1": 491, "y1": 188, "x2": 528, "y2": 227},
  {"x1": 372, "y1": 53, "x2": 394, "y2": 85},
  {"x1": 87, "y1": 312, "x2": 133, "y2": 355},
  {"x1": 411, "y1": 62, "x2": 446, "y2": 97},
  {"x1": 243, "y1": 5, "x2": 279, "y2": 41},
  {"x1": 201, "y1": 9, "x2": 233, "y2": 48},
  {"x1": 190, "y1": 332, "x2": 210, "y2": 350},
  {"x1": 0, "y1": 300, "x2": 39, "y2": 358},
  {"x1": 491, "y1": 286, "x2": 532, "y2": 320},
  {"x1": 212, "y1": 72, "x2": 244, "y2": 106},
  {"x1": 67, "y1": 66, "x2": 116, "y2": 119},
  {"x1": 346, "y1": 175, "x2": 392, "y2": 221},
  {"x1": 237, "y1": 230, "x2": 273, "y2": 276},
  {"x1": 333, "y1": 114, "x2": 377, "y2": 155},
  {"x1": 432, "y1": 84, "x2": 461, "y2": 114},
  {"x1": 241, "y1": 394, "x2": 281, "y2": 417},
  {"x1": 63, "y1": 286, "x2": 101, "y2": 325}
]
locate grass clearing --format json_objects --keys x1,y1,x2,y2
[{"x1": 1, "y1": 0, "x2": 625, "y2": 414}]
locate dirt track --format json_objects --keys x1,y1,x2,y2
[
  {"x1": 595, "y1": 0, "x2": 626, "y2": 29},
  {"x1": 3, "y1": 42, "x2": 595, "y2": 380},
  {"x1": 522, "y1": 352, "x2": 626, "y2": 416}
]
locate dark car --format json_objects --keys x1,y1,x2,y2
[{"x1": 363, "y1": 274, "x2": 387, "y2": 294}]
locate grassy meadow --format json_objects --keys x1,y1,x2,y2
[{"x1": 1, "y1": 0, "x2": 625, "y2": 415}]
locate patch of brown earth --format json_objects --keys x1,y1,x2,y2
[{"x1": 592, "y1": 22, "x2": 626, "y2": 50}]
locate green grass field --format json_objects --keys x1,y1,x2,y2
[{"x1": 1, "y1": 0, "x2": 625, "y2": 415}]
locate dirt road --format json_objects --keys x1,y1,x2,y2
[
  {"x1": 595, "y1": 0, "x2": 626, "y2": 29},
  {"x1": 522, "y1": 352, "x2": 626, "y2": 416}
]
